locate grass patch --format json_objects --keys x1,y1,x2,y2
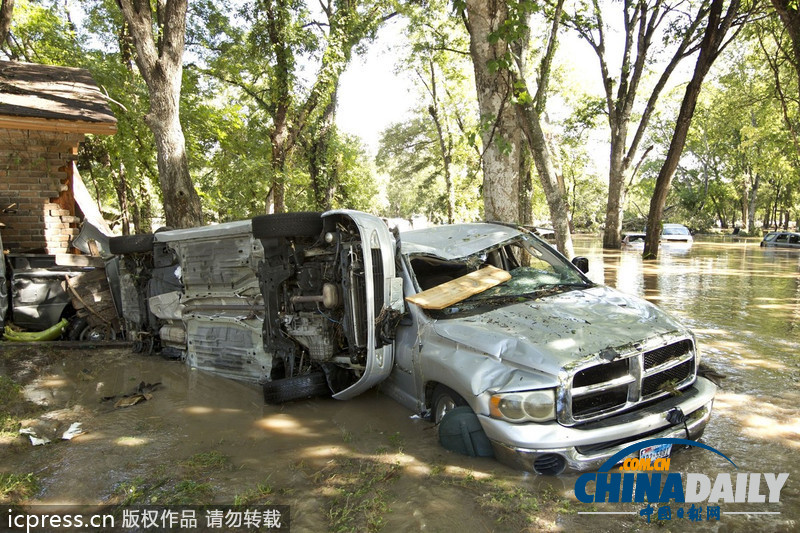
[
  {"x1": 434, "y1": 471, "x2": 575, "y2": 529},
  {"x1": 182, "y1": 451, "x2": 228, "y2": 472},
  {"x1": 305, "y1": 458, "x2": 400, "y2": 532},
  {"x1": 0, "y1": 375, "x2": 23, "y2": 435},
  {"x1": 0, "y1": 473, "x2": 40, "y2": 504},
  {"x1": 111, "y1": 451, "x2": 228, "y2": 506},
  {"x1": 113, "y1": 475, "x2": 215, "y2": 506},
  {"x1": 234, "y1": 478, "x2": 274, "y2": 506}
]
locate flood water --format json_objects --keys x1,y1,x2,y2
[
  {"x1": 2, "y1": 235, "x2": 799, "y2": 531},
  {"x1": 571, "y1": 235, "x2": 800, "y2": 531}
]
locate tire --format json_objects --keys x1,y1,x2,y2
[
  {"x1": 437, "y1": 406, "x2": 495, "y2": 458},
  {"x1": 430, "y1": 384, "x2": 468, "y2": 424},
  {"x1": 79, "y1": 323, "x2": 117, "y2": 342},
  {"x1": 109, "y1": 234, "x2": 154, "y2": 255},
  {"x1": 67, "y1": 316, "x2": 88, "y2": 341},
  {"x1": 263, "y1": 371, "x2": 331, "y2": 404},
  {"x1": 252, "y1": 213, "x2": 323, "y2": 239}
]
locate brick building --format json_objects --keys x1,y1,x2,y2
[{"x1": 0, "y1": 60, "x2": 117, "y2": 253}]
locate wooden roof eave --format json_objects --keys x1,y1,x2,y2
[{"x1": 0, "y1": 114, "x2": 117, "y2": 135}]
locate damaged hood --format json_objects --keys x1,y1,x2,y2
[{"x1": 431, "y1": 286, "x2": 687, "y2": 378}]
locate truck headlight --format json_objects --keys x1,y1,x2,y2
[{"x1": 489, "y1": 389, "x2": 556, "y2": 423}]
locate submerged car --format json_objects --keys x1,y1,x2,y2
[
  {"x1": 622, "y1": 223, "x2": 693, "y2": 251},
  {"x1": 661, "y1": 223, "x2": 693, "y2": 244},
  {"x1": 760, "y1": 231, "x2": 800, "y2": 249},
  {"x1": 112, "y1": 211, "x2": 716, "y2": 475}
]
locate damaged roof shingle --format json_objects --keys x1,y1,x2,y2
[{"x1": 0, "y1": 60, "x2": 117, "y2": 135}]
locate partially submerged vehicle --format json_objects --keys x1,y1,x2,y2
[
  {"x1": 112, "y1": 211, "x2": 716, "y2": 475},
  {"x1": 661, "y1": 223, "x2": 693, "y2": 244},
  {"x1": 760, "y1": 231, "x2": 800, "y2": 249},
  {"x1": 622, "y1": 223, "x2": 693, "y2": 252}
]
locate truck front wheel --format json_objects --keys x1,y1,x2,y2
[{"x1": 263, "y1": 371, "x2": 331, "y2": 404}]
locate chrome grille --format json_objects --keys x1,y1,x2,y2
[
  {"x1": 643, "y1": 339, "x2": 693, "y2": 369},
  {"x1": 563, "y1": 338, "x2": 696, "y2": 424}
]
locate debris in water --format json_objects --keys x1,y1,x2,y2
[
  {"x1": 114, "y1": 394, "x2": 151, "y2": 408},
  {"x1": 103, "y1": 381, "x2": 162, "y2": 409},
  {"x1": 61, "y1": 422, "x2": 84, "y2": 440},
  {"x1": 19, "y1": 428, "x2": 51, "y2": 446}
]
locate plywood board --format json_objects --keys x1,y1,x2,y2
[{"x1": 406, "y1": 265, "x2": 512, "y2": 310}]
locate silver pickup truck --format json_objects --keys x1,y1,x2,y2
[{"x1": 110, "y1": 210, "x2": 716, "y2": 475}]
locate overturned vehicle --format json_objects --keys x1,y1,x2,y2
[{"x1": 111, "y1": 211, "x2": 716, "y2": 475}]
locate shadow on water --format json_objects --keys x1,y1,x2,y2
[{"x1": 1, "y1": 235, "x2": 798, "y2": 531}]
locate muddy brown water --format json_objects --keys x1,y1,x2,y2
[{"x1": 1, "y1": 235, "x2": 799, "y2": 532}]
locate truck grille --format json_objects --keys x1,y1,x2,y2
[
  {"x1": 371, "y1": 249, "x2": 384, "y2": 314},
  {"x1": 563, "y1": 339, "x2": 696, "y2": 424}
]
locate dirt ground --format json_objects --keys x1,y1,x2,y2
[{"x1": 0, "y1": 343, "x2": 576, "y2": 532}]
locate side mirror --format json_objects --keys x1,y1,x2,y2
[{"x1": 572, "y1": 256, "x2": 589, "y2": 274}]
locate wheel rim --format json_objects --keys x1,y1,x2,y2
[
  {"x1": 80, "y1": 324, "x2": 116, "y2": 342},
  {"x1": 434, "y1": 395, "x2": 456, "y2": 424}
]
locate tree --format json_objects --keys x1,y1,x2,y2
[
  {"x1": 460, "y1": 0, "x2": 524, "y2": 224},
  {"x1": 644, "y1": 0, "x2": 743, "y2": 259},
  {"x1": 566, "y1": 0, "x2": 710, "y2": 248},
  {"x1": 0, "y1": 0, "x2": 13, "y2": 48},
  {"x1": 460, "y1": 0, "x2": 575, "y2": 257},
  {"x1": 388, "y1": 0, "x2": 481, "y2": 224},
  {"x1": 205, "y1": 0, "x2": 393, "y2": 214},
  {"x1": 507, "y1": 0, "x2": 575, "y2": 258},
  {"x1": 771, "y1": 0, "x2": 800, "y2": 100},
  {"x1": 117, "y1": 0, "x2": 204, "y2": 229}
]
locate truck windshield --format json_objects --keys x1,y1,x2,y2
[{"x1": 408, "y1": 234, "x2": 590, "y2": 316}]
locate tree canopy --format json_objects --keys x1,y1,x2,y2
[{"x1": 0, "y1": 0, "x2": 797, "y2": 240}]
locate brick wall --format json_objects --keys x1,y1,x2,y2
[{"x1": 0, "y1": 128, "x2": 84, "y2": 253}]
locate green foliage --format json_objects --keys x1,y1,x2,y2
[
  {"x1": 377, "y1": 0, "x2": 482, "y2": 223},
  {"x1": 0, "y1": 375, "x2": 23, "y2": 435},
  {"x1": 4, "y1": 0, "x2": 82, "y2": 63},
  {"x1": 4, "y1": 0, "x2": 384, "y2": 226},
  {"x1": 0, "y1": 473, "x2": 39, "y2": 504},
  {"x1": 633, "y1": 24, "x2": 800, "y2": 232}
]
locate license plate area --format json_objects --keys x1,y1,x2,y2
[{"x1": 639, "y1": 443, "x2": 672, "y2": 461}]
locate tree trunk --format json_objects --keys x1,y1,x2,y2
[
  {"x1": 309, "y1": 86, "x2": 338, "y2": 211},
  {"x1": 463, "y1": 0, "x2": 522, "y2": 224},
  {"x1": 117, "y1": 0, "x2": 203, "y2": 229},
  {"x1": 516, "y1": 102, "x2": 575, "y2": 258},
  {"x1": 569, "y1": 0, "x2": 710, "y2": 249},
  {"x1": 604, "y1": 144, "x2": 628, "y2": 249},
  {"x1": 771, "y1": 0, "x2": 800, "y2": 104},
  {"x1": 748, "y1": 173, "x2": 760, "y2": 233},
  {"x1": 740, "y1": 176, "x2": 749, "y2": 232},
  {"x1": 0, "y1": 0, "x2": 14, "y2": 47},
  {"x1": 643, "y1": 0, "x2": 740, "y2": 259},
  {"x1": 427, "y1": 61, "x2": 455, "y2": 224},
  {"x1": 519, "y1": 148, "x2": 532, "y2": 226},
  {"x1": 136, "y1": 179, "x2": 152, "y2": 234},
  {"x1": 114, "y1": 162, "x2": 130, "y2": 236}
]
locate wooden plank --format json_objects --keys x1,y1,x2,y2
[
  {"x1": 0, "y1": 115, "x2": 117, "y2": 135},
  {"x1": 55, "y1": 253, "x2": 105, "y2": 268},
  {"x1": 405, "y1": 265, "x2": 512, "y2": 310}
]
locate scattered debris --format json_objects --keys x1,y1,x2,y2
[
  {"x1": 19, "y1": 428, "x2": 50, "y2": 446},
  {"x1": 102, "y1": 381, "x2": 162, "y2": 409},
  {"x1": 61, "y1": 422, "x2": 83, "y2": 440},
  {"x1": 114, "y1": 394, "x2": 151, "y2": 408},
  {"x1": 3, "y1": 319, "x2": 69, "y2": 342}
]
